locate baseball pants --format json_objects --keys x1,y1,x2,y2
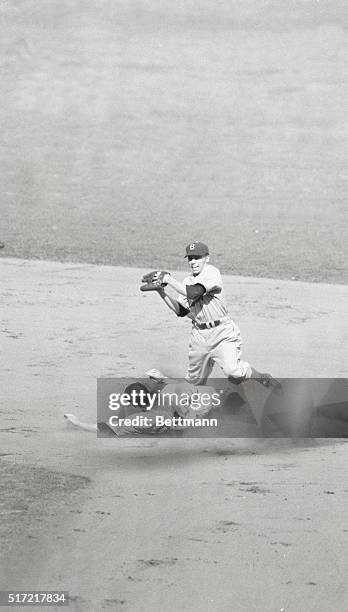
[{"x1": 185, "y1": 320, "x2": 252, "y2": 384}]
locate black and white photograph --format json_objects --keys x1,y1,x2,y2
[{"x1": 1, "y1": 1, "x2": 347, "y2": 611}]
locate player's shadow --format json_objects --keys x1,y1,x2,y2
[
  {"x1": 87, "y1": 443, "x2": 230, "y2": 470},
  {"x1": 86, "y1": 435, "x2": 335, "y2": 472}
]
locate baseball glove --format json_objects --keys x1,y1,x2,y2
[{"x1": 140, "y1": 270, "x2": 169, "y2": 292}]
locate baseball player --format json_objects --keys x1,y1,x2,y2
[
  {"x1": 64, "y1": 374, "x2": 218, "y2": 436},
  {"x1": 140, "y1": 241, "x2": 281, "y2": 391}
]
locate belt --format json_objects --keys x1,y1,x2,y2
[{"x1": 193, "y1": 316, "x2": 229, "y2": 330}]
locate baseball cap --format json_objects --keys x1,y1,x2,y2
[{"x1": 184, "y1": 241, "x2": 209, "y2": 258}]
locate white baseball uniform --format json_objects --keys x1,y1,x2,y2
[{"x1": 178, "y1": 264, "x2": 252, "y2": 384}]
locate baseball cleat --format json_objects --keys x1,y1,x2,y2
[
  {"x1": 257, "y1": 373, "x2": 283, "y2": 395},
  {"x1": 145, "y1": 368, "x2": 168, "y2": 382}
]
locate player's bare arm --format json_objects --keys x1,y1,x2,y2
[
  {"x1": 139, "y1": 270, "x2": 189, "y2": 316},
  {"x1": 141, "y1": 273, "x2": 204, "y2": 315},
  {"x1": 159, "y1": 273, "x2": 187, "y2": 296},
  {"x1": 157, "y1": 288, "x2": 182, "y2": 315}
]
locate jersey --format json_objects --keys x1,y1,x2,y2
[{"x1": 179, "y1": 264, "x2": 229, "y2": 324}]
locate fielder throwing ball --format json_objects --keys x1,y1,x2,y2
[{"x1": 141, "y1": 241, "x2": 280, "y2": 391}]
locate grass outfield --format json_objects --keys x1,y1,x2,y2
[{"x1": 1, "y1": 1, "x2": 347, "y2": 283}]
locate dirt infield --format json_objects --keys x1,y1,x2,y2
[{"x1": 0, "y1": 258, "x2": 347, "y2": 611}]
